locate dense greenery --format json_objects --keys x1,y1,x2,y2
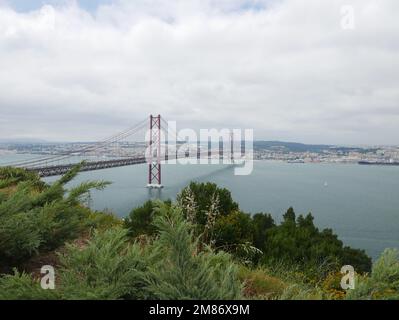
[
  {"x1": 128, "y1": 182, "x2": 372, "y2": 273},
  {"x1": 346, "y1": 249, "x2": 399, "y2": 300},
  {"x1": 0, "y1": 202, "x2": 241, "y2": 300},
  {"x1": 0, "y1": 167, "x2": 396, "y2": 300},
  {"x1": 124, "y1": 199, "x2": 171, "y2": 238},
  {"x1": 261, "y1": 208, "x2": 372, "y2": 273},
  {"x1": 0, "y1": 165, "x2": 110, "y2": 271}
]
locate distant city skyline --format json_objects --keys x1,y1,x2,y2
[{"x1": 0, "y1": 0, "x2": 398, "y2": 145}]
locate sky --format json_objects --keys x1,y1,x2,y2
[{"x1": 0, "y1": 0, "x2": 398, "y2": 145}]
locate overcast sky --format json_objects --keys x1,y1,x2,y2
[{"x1": 0, "y1": 0, "x2": 398, "y2": 145}]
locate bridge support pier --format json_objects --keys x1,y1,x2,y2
[{"x1": 147, "y1": 114, "x2": 163, "y2": 189}]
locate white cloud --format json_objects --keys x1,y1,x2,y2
[{"x1": 0, "y1": 0, "x2": 398, "y2": 144}]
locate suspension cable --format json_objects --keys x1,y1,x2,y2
[{"x1": 3, "y1": 118, "x2": 148, "y2": 168}]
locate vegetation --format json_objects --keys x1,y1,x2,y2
[
  {"x1": 0, "y1": 167, "x2": 397, "y2": 300},
  {"x1": 346, "y1": 249, "x2": 399, "y2": 300},
  {"x1": 261, "y1": 208, "x2": 372, "y2": 274},
  {"x1": 0, "y1": 202, "x2": 241, "y2": 300},
  {"x1": 0, "y1": 165, "x2": 110, "y2": 271},
  {"x1": 124, "y1": 199, "x2": 171, "y2": 238},
  {"x1": 128, "y1": 182, "x2": 372, "y2": 273}
]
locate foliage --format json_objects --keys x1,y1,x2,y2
[
  {"x1": 213, "y1": 211, "x2": 262, "y2": 263},
  {"x1": 261, "y1": 207, "x2": 372, "y2": 273},
  {"x1": 58, "y1": 228, "x2": 152, "y2": 300},
  {"x1": 321, "y1": 271, "x2": 347, "y2": 300},
  {"x1": 177, "y1": 182, "x2": 239, "y2": 225},
  {"x1": 124, "y1": 200, "x2": 171, "y2": 238},
  {"x1": 0, "y1": 202, "x2": 242, "y2": 300},
  {"x1": 88, "y1": 210, "x2": 123, "y2": 231},
  {"x1": 346, "y1": 249, "x2": 399, "y2": 300},
  {"x1": 0, "y1": 165, "x2": 110, "y2": 269},
  {"x1": 0, "y1": 173, "x2": 390, "y2": 300},
  {"x1": 239, "y1": 266, "x2": 286, "y2": 299},
  {"x1": 144, "y1": 203, "x2": 242, "y2": 300},
  {"x1": 214, "y1": 211, "x2": 254, "y2": 247},
  {"x1": 0, "y1": 166, "x2": 45, "y2": 190},
  {"x1": 177, "y1": 183, "x2": 259, "y2": 263},
  {"x1": 278, "y1": 284, "x2": 325, "y2": 300},
  {"x1": 251, "y1": 213, "x2": 275, "y2": 251},
  {"x1": 0, "y1": 269, "x2": 59, "y2": 300},
  {"x1": 127, "y1": 183, "x2": 373, "y2": 274}
]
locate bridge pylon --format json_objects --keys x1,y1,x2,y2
[
  {"x1": 230, "y1": 130, "x2": 235, "y2": 163},
  {"x1": 147, "y1": 114, "x2": 163, "y2": 189}
]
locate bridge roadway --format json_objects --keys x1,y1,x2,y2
[
  {"x1": 27, "y1": 157, "x2": 147, "y2": 177},
  {"x1": 25, "y1": 150, "x2": 228, "y2": 178}
]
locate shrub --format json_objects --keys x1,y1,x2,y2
[
  {"x1": 0, "y1": 164, "x2": 110, "y2": 269},
  {"x1": 239, "y1": 266, "x2": 286, "y2": 299},
  {"x1": 88, "y1": 210, "x2": 123, "y2": 231},
  {"x1": 124, "y1": 200, "x2": 171, "y2": 238},
  {"x1": 0, "y1": 202, "x2": 243, "y2": 300},
  {"x1": 0, "y1": 270, "x2": 59, "y2": 300},
  {"x1": 143, "y1": 203, "x2": 242, "y2": 300},
  {"x1": 251, "y1": 213, "x2": 275, "y2": 250},
  {"x1": 177, "y1": 182, "x2": 239, "y2": 225},
  {"x1": 214, "y1": 211, "x2": 254, "y2": 247},
  {"x1": 346, "y1": 249, "x2": 399, "y2": 300},
  {"x1": 261, "y1": 208, "x2": 372, "y2": 273},
  {"x1": 321, "y1": 271, "x2": 347, "y2": 300},
  {"x1": 0, "y1": 167, "x2": 45, "y2": 190},
  {"x1": 58, "y1": 228, "x2": 152, "y2": 300}
]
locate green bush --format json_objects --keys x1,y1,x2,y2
[
  {"x1": 124, "y1": 200, "x2": 171, "y2": 238},
  {"x1": 0, "y1": 167, "x2": 45, "y2": 190},
  {"x1": 251, "y1": 213, "x2": 275, "y2": 250},
  {"x1": 0, "y1": 202, "x2": 242, "y2": 300},
  {"x1": 0, "y1": 165, "x2": 109, "y2": 269},
  {"x1": 58, "y1": 228, "x2": 152, "y2": 300},
  {"x1": 0, "y1": 270, "x2": 59, "y2": 300},
  {"x1": 346, "y1": 249, "x2": 399, "y2": 300},
  {"x1": 144, "y1": 203, "x2": 242, "y2": 300},
  {"x1": 238, "y1": 266, "x2": 286, "y2": 299},
  {"x1": 177, "y1": 182, "x2": 239, "y2": 225},
  {"x1": 261, "y1": 208, "x2": 372, "y2": 273}
]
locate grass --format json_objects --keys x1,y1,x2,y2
[{"x1": 239, "y1": 266, "x2": 286, "y2": 299}]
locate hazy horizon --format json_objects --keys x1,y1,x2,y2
[{"x1": 0, "y1": 137, "x2": 396, "y2": 148}]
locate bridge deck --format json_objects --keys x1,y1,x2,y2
[
  {"x1": 23, "y1": 150, "x2": 228, "y2": 177},
  {"x1": 27, "y1": 157, "x2": 147, "y2": 177}
]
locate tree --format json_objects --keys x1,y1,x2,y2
[
  {"x1": 177, "y1": 182, "x2": 239, "y2": 226},
  {"x1": 283, "y1": 207, "x2": 296, "y2": 224},
  {"x1": 261, "y1": 209, "x2": 372, "y2": 273},
  {"x1": 214, "y1": 211, "x2": 254, "y2": 249},
  {"x1": 252, "y1": 213, "x2": 275, "y2": 250},
  {"x1": 124, "y1": 200, "x2": 171, "y2": 238}
]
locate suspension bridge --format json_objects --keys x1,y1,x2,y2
[{"x1": 1, "y1": 115, "x2": 241, "y2": 188}]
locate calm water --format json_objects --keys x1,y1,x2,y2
[{"x1": 1, "y1": 154, "x2": 398, "y2": 260}]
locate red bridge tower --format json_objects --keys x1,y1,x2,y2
[{"x1": 147, "y1": 115, "x2": 163, "y2": 188}]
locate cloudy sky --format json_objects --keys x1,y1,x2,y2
[{"x1": 0, "y1": 0, "x2": 398, "y2": 145}]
